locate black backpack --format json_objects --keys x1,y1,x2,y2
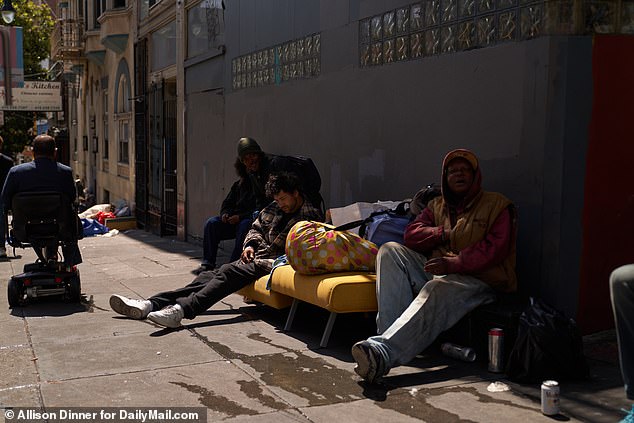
[
  {"x1": 335, "y1": 201, "x2": 413, "y2": 246},
  {"x1": 506, "y1": 298, "x2": 589, "y2": 383},
  {"x1": 270, "y1": 155, "x2": 324, "y2": 211}
]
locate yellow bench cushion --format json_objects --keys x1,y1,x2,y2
[
  {"x1": 236, "y1": 276, "x2": 294, "y2": 310},
  {"x1": 268, "y1": 265, "x2": 377, "y2": 313}
]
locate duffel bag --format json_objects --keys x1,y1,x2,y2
[
  {"x1": 362, "y1": 212, "x2": 411, "y2": 246},
  {"x1": 286, "y1": 220, "x2": 379, "y2": 275}
]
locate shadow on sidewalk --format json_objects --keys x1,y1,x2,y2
[
  {"x1": 9, "y1": 294, "x2": 93, "y2": 317},
  {"x1": 148, "y1": 314, "x2": 254, "y2": 336},
  {"x1": 119, "y1": 230, "x2": 202, "y2": 259}
]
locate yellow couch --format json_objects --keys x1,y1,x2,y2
[{"x1": 237, "y1": 265, "x2": 377, "y2": 347}]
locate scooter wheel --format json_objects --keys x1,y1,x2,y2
[
  {"x1": 7, "y1": 277, "x2": 22, "y2": 308},
  {"x1": 67, "y1": 275, "x2": 81, "y2": 303}
]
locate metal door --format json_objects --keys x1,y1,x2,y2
[
  {"x1": 134, "y1": 38, "x2": 177, "y2": 236},
  {"x1": 162, "y1": 82, "x2": 177, "y2": 235},
  {"x1": 147, "y1": 80, "x2": 163, "y2": 234},
  {"x1": 146, "y1": 80, "x2": 177, "y2": 236}
]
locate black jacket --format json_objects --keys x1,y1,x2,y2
[{"x1": 220, "y1": 178, "x2": 257, "y2": 220}]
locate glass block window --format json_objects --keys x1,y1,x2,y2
[
  {"x1": 358, "y1": 0, "x2": 634, "y2": 67},
  {"x1": 231, "y1": 33, "x2": 321, "y2": 91},
  {"x1": 360, "y1": 0, "x2": 633, "y2": 67},
  {"x1": 623, "y1": 1, "x2": 634, "y2": 33},
  {"x1": 187, "y1": 0, "x2": 225, "y2": 59}
]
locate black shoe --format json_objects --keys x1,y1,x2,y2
[
  {"x1": 351, "y1": 340, "x2": 387, "y2": 383},
  {"x1": 191, "y1": 265, "x2": 213, "y2": 275}
]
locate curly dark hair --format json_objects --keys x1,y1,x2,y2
[{"x1": 265, "y1": 172, "x2": 301, "y2": 198}]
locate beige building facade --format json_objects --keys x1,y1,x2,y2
[{"x1": 51, "y1": 0, "x2": 136, "y2": 210}]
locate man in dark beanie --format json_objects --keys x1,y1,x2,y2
[
  {"x1": 192, "y1": 157, "x2": 257, "y2": 275},
  {"x1": 236, "y1": 137, "x2": 273, "y2": 210},
  {"x1": 236, "y1": 137, "x2": 263, "y2": 158},
  {"x1": 237, "y1": 137, "x2": 323, "y2": 212}
]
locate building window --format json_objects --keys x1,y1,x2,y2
[
  {"x1": 151, "y1": 20, "x2": 176, "y2": 71},
  {"x1": 113, "y1": 0, "x2": 126, "y2": 8},
  {"x1": 117, "y1": 73, "x2": 130, "y2": 113},
  {"x1": 118, "y1": 120, "x2": 129, "y2": 163},
  {"x1": 115, "y1": 59, "x2": 132, "y2": 165},
  {"x1": 187, "y1": 0, "x2": 224, "y2": 59},
  {"x1": 103, "y1": 92, "x2": 109, "y2": 159},
  {"x1": 114, "y1": 59, "x2": 131, "y2": 116},
  {"x1": 139, "y1": 0, "x2": 159, "y2": 20},
  {"x1": 92, "y1": 0, "x2": 106, "y2": 28}
]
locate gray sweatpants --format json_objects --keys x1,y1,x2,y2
[
  {"x1": 367, "y1": 242, "x2": 496, "y2": 372},
  {"x1": 610, "y1": 264, "x2": 634, "y2": 400}
]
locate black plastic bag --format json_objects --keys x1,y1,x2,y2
[{"x1": 506, "y1": 298, "x2": 589, "y2": 383}]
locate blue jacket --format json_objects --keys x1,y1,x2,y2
[{"x1": 1, "y1": 157, "x2": 76, "y2": 212}]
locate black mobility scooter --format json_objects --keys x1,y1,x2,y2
[{"x1": 6, "y1": 191, "x2": 82, "y2": 307}]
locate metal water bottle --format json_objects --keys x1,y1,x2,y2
[
  {"x1": 440, "y1": 342, "x2": 476, "y2": 362},
  {"x1": 488, "y1": 328, "x2": 504, "y2": 372},
  {"x1": 541, "y1": 380, "x2": 560, "y2": 415}
]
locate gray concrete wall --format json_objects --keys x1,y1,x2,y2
[{"x1": 184, "y1": 0, "x2": 593, "y2": 317}]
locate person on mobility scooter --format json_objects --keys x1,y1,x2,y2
[{"x1": 2, "y1": 135, "x2": 83, "y2": 307}]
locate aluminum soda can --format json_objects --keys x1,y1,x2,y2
[
  {"x1": 440, "y1": 342, "x2": 476, "y2": 362},
  {"x1": 541, "y1": 380, "x2": 560, "y2": 415},
  {"x1": 488, "y1": 328, "x2": 504, "y2": 372}
]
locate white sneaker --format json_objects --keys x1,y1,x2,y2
[
  {"x1": 147, "y1": 304, "x2": 184, "y2": 328},
  {"x1": 109, "y1": 294, "x2": 152, "y2": 319},
  {"x1": 0, "y1": 246, "x2": 7, "y2": 258}
]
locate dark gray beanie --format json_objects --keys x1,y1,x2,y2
[{"x1": 237, "y1": 137, "x2": 263, "y2": 159}]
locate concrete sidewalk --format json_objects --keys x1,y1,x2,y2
[{"x1": 0, "y1": 229, "x2": 630, "y2": 422}]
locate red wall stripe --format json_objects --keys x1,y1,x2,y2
[{"x1": 578, "y1": 35, "x2": 634, "y2": 333}]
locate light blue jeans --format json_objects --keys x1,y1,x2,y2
[
  {"x1": 367, "y1": 242, "x2": 496, "y2": 373},
  {"x1": 610, "y1": 264, "x2": 634, "y2": 400}
]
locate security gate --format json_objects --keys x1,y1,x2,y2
[
  {"x1": 146, "y1": 80, "x2": 177, "y2": 236},
  {"x1": 134, "y1": 40, "x2": 148, "y2": 231},
  {"x1": 134, "y1": 40, "x2": 177, "y2": 236}
]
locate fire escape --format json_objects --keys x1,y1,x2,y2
[{"x1": 49, "y1": 1, "x2": 84, "y2": 165}]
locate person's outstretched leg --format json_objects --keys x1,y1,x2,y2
[
  {"x1": 110, "y1": 269, "x2": 221, "y2": 319},
  {"x1": 610, "y1": 264, "x2": 634, "y2": 400},
  {"x1": 375, "y1": 242, "x2": 430, "y2": 334},
  {"x1": 353, "y1": 274, "x2": 495, "y2": 383},
  {"x1": 148, "y1": 261, "x2": 268, "y2": 328}
]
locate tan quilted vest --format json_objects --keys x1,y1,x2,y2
[{"x1": 428, "y1": 191, "x2": 517, "y2": 292}]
